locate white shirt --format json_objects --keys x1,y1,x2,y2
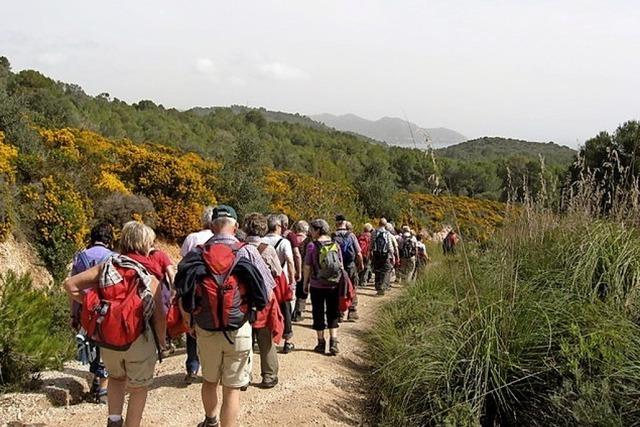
[
  {"x1": 180, "y1": 229, "x2": 214, "y2": 257},
  {"x1": 263, "y1": 233, "x2": 294, "y2": 284}
]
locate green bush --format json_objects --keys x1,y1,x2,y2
[
  {"x1": 366, "y1": 216, "x2": 640, "y2": 426},
  {"x1": 0, "y1": 271, "x2": 73, "y2": 391}
]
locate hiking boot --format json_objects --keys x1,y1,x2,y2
[
  {"x1": 258, "y1": 377, "x2": 279, "y2": 389},
  {"x1": 313, "y1": 340, "x2": 326, "y2": 354},
  {"x1": 282, "y1": 342, "x2": 295, "y2": 354},
  {"x1": 329, "y1": 339, "x2": 339, "y2": 356},
  {"x1": 197, "y1": 415, "x2": 219, "y2": 427},
  {"x1": 347, "y1": 310, "x2": 359, "y2": 321},
  {"x1": 184, "y1": 372, "x2": 198, "y2": 384},
  {"x1": 106, "y1": 418, "x2": 123, "y2": 427},
  {"x1": 240, "y1": 384, "x2": 249, "y2": 391},
  {"x1": 376, "y1": 290, "x2": 385, "y2": 296},
  {"x1": 338, "y1": 312, "x2": 345, "y2": 323}
]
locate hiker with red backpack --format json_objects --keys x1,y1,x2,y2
[
  {"x1": 64, "y1": 221, "x2": 167, "y2": 427},
  {"x1": 180, "y1": 206, "x2": 215, "y2": 383},
  {"x1": 263, "y1": 214, "x2": 296, "y2": 354},
  {"x1": 242, "y1": 212, "x2": 284, "y2": 389},
  {"x1": 175, "y1": 205, "x2": 272, "y2": 427},
  {"x1": 303, "y1": 218, "x2": 354, "y2": 355},
  {"x1": 70, "y1": 222, "x2": 115, "y2": 405},
  {"x1": 357, "y1": 223, "x2": 374, "y2": 286},
  {"x1": 333, "y1": 214, "x2": 363, "y2": 322},
  {"x1": 125, "y1": 227, "x2": 177, "y2": 357}
]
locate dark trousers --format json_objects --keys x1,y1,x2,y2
[
  {"x1": 374, "y1": 257, "x2": 393, "y2": 291},
  {"x1": 293, "y1": 279, "x2": 308, "y2": 319},
  {"x1": 310, "y1": 286, "x2": 340, "y2": 331},
  {"x1": 359, "y1": 257, "x2": 372, "y2": 284},
  {"x1": 89, "y1": 345, "x2": 107, "y2": 379},
  {"x1": 280, "y1": 300, "x2": 293, "y2": 340},
  {"x1": 345, "y1": 263, "x2": 359, "y2": 311},
  {"x1": 185, "y1": 333, "x2": 200, "y2": 374}
]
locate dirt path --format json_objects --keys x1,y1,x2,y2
[{"x1": 1, "y1": 283, "x2": 403, "y2": 427}]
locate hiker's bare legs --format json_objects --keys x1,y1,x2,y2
[
  {"x1": 107, "y1": 376, "x2": 126, "y2": 418},
  {"x1": 316, "y1": 330, "x2": 325, "y2": 341},
  {"x1": 221, "y1": 386, "x2": 241, "y2": 427},
  {"x1": 202, "y1": 380, "x2": 219, "y2": 418},
  {"x1": 329, "y1": 328, "x2": 338, "y2": 339},
  {"x1": 124, "y1": 386, "x2": 148, "y2": 427}
]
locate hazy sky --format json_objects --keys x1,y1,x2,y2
[{"x1": 2, "y1": 0, "x2": 639, "y2": 147}]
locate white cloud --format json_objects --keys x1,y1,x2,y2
[
  {"x1": 258, "y1": 62, "x2": 308, "y2": 81},
  {"x1": 195, "y1": 57, "x2": 216, "y2": 74}
]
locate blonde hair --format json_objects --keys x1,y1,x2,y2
[{"x1": 120, "y1": 221, "x2": 155, "y2": 255}]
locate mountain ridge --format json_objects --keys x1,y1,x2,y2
[{"x1": 312, "y1": 112, "x2": 467, "y2": 148}]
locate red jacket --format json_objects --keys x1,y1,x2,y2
[{"x1": 253, "y1": 292, "x2": 284, "y2": 344}]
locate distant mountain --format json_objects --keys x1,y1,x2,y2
[
  {"x1": 312, "y1": 113, "x2": 466, "y2": 148},
  {"x1": 437, "y1": 137, "x2": 576, "y2": 167}
]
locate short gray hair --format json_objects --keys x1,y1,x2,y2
[
  {"x1": 294, "y1": 220, "x2": 309, "y2": 234},
  {"x1": 310, "y1": 218, "x2": 330, "y2": 236},
  {"x1": 120, "y1": 221, "x2": 155, "y2": 255},
  {"x1": 277, "y1": 213, "x2": 289, "y2": 229},
  {"x1": 266, "y1": 214, "x2": 282, "y2": 232},
  {"x1": 212, "y1": 216, "x2": 237, "y2": 231},
  {"x1": 201, "y1": 206, "x2": 214, "y2": 229}
]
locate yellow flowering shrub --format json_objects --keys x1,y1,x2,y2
[
  {"x1": 402, "y1": 193, "x2": 513, "y2": 242},
  {"x1": 95, "y1": 170, "x2": 130, "y2": 194},
  {"x1": 40, "y1": 128, "x2": 80, "y2": 162},
  {"x1": 264, "y1": 169, "x2": 362, "y2": 223},
  {"x1": 0, "y1": 131, "x2": 18, "y2": 184},
  {"x1": 36, "y1": 128, "x2": 221, "y2": 240},
  {"x1": 25, "y1": 176, "x2": 90, "y2": 280}
]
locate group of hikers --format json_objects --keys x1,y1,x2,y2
[{"x1": 63, "y1": 205, "x2": 432, "y2": 427}]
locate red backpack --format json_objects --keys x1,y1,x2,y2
[
  {"x1": 81, "y1": 267, "x2": 146, "y2": 351},
  {"x1": 193, "y1": 242, "x2": 249, "y2": 331},
  {"x1": 358, "y1": 232, "x2": 371, "y2": 257}
]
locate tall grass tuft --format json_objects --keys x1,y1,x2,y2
[{"x1": 366, "y1": 215, "x2": 640, "y2": 426}]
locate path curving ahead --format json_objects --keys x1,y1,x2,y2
[{"x1": 1, "y1": 283, "x2": 403, "y2": 427}]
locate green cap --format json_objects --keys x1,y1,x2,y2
[{"x1": 211, "y1": 205, "x2": 237, "y2": 220}]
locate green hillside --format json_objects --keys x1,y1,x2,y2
[
  {"x1": 438, "y1": 137, "x2": 576, "y2": 167},
  {"x1": 0, "y1": 57, "x2": 576, "y2": 203}
]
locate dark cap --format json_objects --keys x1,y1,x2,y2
[
  {"x1": 335, "y1": 214, "x2": 346, "y2": 222},
  {"x1": 212, "y1": 205, "x2": 237, "y2": 220}
]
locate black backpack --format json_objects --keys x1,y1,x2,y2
[
  {"x1": 400, "y1": 237, "x2": 417, "y2": 259},
  {"x1": 372, "y1": 230, "x2": 390, "y2": 258}
]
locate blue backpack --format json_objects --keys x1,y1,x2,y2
[{"x1": 334, "y1": 233, "x2": 356, "y2": 267}]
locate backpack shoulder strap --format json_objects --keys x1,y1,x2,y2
[
  {"x1": 77, "y1": 251, "x2": 92, "y2": 271},
  {"x1": 257, "y1": 243, "x2": 269, "y2": 254},
  {"x1": 274, "y1": 238, "x2": 284, "y2": 250}
]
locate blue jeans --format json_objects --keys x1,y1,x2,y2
[{"x1": 185, "y1": 334, "x2": 200, "y2": 374}]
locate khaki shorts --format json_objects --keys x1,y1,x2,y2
[
  {"x1": 196, "y1": 322, "x2": 252, "y2": 388},
  {"x1": 101, "y1": 331, "x2": 157, "y2": 388}
]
